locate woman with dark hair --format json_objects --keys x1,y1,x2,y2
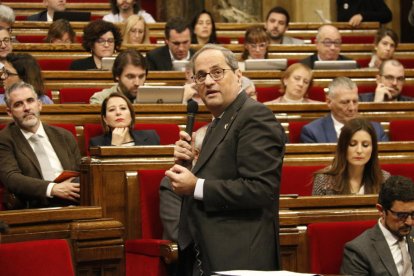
[
  {"x1": 265, "y1": 63, "x2": 321, "y2": 104},
  {"x1": 241, "y1": 26, "x2": 270, "y2": 61},
  {"x1": 190, "y1": 10, "x2": 218, "y2": 45},
  {"x1": 368, "y1": 27, "x2": 399, "y2": 69},
  {"x1": 44, "y1": 19, "x2": 76, "y2": 44},
  {"x1": 312, "y1": 117, "x2": 390, "y2": 195},
  {"x1": 69, "y1": 20, "x2": 122, "y2": 70},
  {"x1": 0, "y1": 53, "x2": 52, "y2": 104},
  {"x1": 89, "y1": 93, "x2": 159, "y2": 147}
]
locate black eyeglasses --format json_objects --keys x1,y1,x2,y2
[
  {"x1": 388, "y1": 209, "x2": 414, "y2": 221},
  {"x1": 193, "y1": 68, "x2": 232, "y2": 84},
  {"x1": 1, "y1": 69, "x2": 19, "y2": 79},
  {"x1": 320, "y1": 39, "x2": 342, "y2": 47},
  {"x1": 0, "y1": 37, "x2": 11, "y2": 46}
]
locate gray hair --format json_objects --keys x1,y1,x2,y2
[
  {"x1": 0, "y1": 5, "x2": 15, "y2": 26},
  {"x1": 190, "y1": 44, "x2": 239, "y2": 74},
  {"x1": 5, "y1": 81, "x2": 37, "y2": 107},
  {"x1": 327, "y1": 77, "x2": 357, "y2": 98}
]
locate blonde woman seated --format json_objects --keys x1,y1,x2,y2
[
  {"x1": 121, "y1": 15, "x2": 150, "y2": 45},
  {"x1": 312, "y1": 118, "x2": 390, "y2": 195},
  {"x1": 265, "y1": 63, "x2": 321, "y2": 104},
  {"x1": 90, "y1": 93, "x2": 159, "y2": 147}
]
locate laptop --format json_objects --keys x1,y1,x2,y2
[
  {"x1": 172, "y1": 60, "x2": 190, "y2": 72},
  {"x1": 101, "y1": 57, "x2": 116, "y2": 71},
  {"x1": 136, "y1": 86, "x2": 184, "y2": 104},
  {"x1": 244, "y1": 59, "x2": 288, "y2": 71},
  {"x1": 53, "y1": 11, "x2": 91, "y2": 22},
  {"x1": 313, "y1": 60, "x2": 358, "y2": 70}
]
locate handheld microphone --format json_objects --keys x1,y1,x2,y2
[
  {"x1": 180, "y1": 100, "x2": 198, "y2": 168},
  {"x1": 185, "y1": 99, "x2": 199, "y2": 135}
]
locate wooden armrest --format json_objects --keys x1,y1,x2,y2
[{"x1": 160, "y1": 241, "x2": 178, "y2": 264}]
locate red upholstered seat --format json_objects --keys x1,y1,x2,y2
[
  {"x1": 15, "y1": 35, "x2": 46, "y2": 43},
  {"x1": 280, "y1": 165, "x2": 325, "y2": 196},
  {"x1": 38, "y1": 59, "x2": 74, "y2": 71},
  {"x1": 381, "y1": 163, "x2": 414, "y2": 181},
  {"x1": 288, "y1": 121, "x2": 309, "y2": 143},
  {"x1": 389, "y1": 120, "x2": 414, "y2": 141},
  {"x1": 59, "y1": 87, "x2": 102, "y2": 104},
  {"x1": 307, "y1": 220, "x2": 377, "y2": 274},
  {"x1": 308, "y1": 86, "x2": 326, "y2": 102},
  {"x1": 126, "y1": 169, "x2": 175, "y2": 276},
  {"x1": 51, "y1": 123, "x2": 77, "y2": 138},
  {"x1": 256, "y1": 86, "x2": 281, "y2": 103},
  {"x1": 0, "y1": 239, "x2": 75, "y2": 276}
]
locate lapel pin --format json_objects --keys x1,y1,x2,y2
[{"x1": 224, "y1": 123, "x2": 229, "y2": 129}]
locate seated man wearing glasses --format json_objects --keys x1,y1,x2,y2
[
  {"x1": 299, "y1": 24, "x2": 357, "y2": 69},
  {"x1": 359, "y1": 59, "x2": 413, "y2": 102},
  {"x1": 341, "y1": 175, "x2": 414, "y2": 276},
  {"x1": 0, "y1": 26, "x2": 12, "y2": 58}
]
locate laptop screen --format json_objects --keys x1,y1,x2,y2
[
  {"x1": 244, "y1": 59, "x2": 288, "y2": 71},
  {"x1": 313, "y1": 60, "x2": 358, "y2": 70},
  {"x1": 136, "y1": 86, "x2": 184, "y2": 104},
  {"x1": 53, "y1": 11, "x2": 91, "y2": 22}
]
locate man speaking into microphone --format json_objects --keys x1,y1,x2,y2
[{"x1": 165, "y1": 44, "x2": 286, "y2": 276}]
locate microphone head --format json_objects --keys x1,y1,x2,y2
[{"x1": 187, "y1": 99, "x2": 199, "y2": 114}]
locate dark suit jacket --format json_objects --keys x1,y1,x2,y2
[
  {"x1": 69, "y1": 56, "x2": 97, "y2": 71},
  {"x1": 146, "y1": 45, "x2": 195, "y2": 71},
  {"x1": 341, "y1": 223, "x2": 414, "y2": 276},
  {"x1": 180, "y1": 92, "x2": 286, "y2": 274},
  {"x1": 27, "y1": 10, "x2": 48, "y2": 21},
  {"x1": 89, "y1": 129, "x2": 160, "y2": 147},
  {"x1": 300, "y1": 114, "x2": 388, "y2": 143},
  {"x1": 359, "y1": 92, "x2": 414, "y2": 102},
  {"x1": 299, "y1": 53, "x2": 357, "y2": 69},
  {"x1": 0, "y1": 122, "x2": 81, "y2": 208},
  {"x1": 159, "y1": 176, "x2": 181, "y2": 241}
]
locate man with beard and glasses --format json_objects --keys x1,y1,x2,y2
[
  {"x1": 341, "y1": 175, "x2": 414, "y2": 276},
  {"x1": 0, "y1": 82, "x2": 81, "y2": 209},
  {"x1": 103, "y1": 0, "x2": 155, "y2": 23},
  {"x1": 27, "y1": 0, "x2": 66, "y2": 22},
  {"x1": 359, "y1": 59, "x2": 414, "y2": 102},
  {"x1": 90, "y1": 49, "x2": 147, "y2": 104},
  {"x1": 264, "y1": 6, "x2": 304, "y2": 45}
]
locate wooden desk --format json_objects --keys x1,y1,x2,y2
[
  {"x1": 80, "y1": 144, "x2": 412, "y2": 242},
  {"x1": 0, "y1": 206, "x2": 125, "y2": 275}
]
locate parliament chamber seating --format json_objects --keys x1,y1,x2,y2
[
  {"x1": 125, "y1": 170, "x2": 177, "y2": 276},
  {"x1": 280, "y1": 165, "x2": 325, "y2": 196},
  {"x1": 0, "y1": 239, "x2": 75, "y2": 276},
  {"x1": 388, "y1": 120, "x2": 414, "y2": 141},
  {"x1": 59, "y1": 87, "x2": 101, "y2": 104},
  {"x1": 287, "y1": 121, "x2": 310, "y2": 143},
  {"x1": 256, "y1": 86, "x2": 326, "y2": 103},
  {"x1": 307, "y1": 220, "x2": 377, "y2": 275}
]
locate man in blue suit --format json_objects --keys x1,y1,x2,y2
[{"x1": 301, "y1": 77, "x2": 388, "y2": 143}]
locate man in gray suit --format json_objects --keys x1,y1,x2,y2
[
  {"x1": 165, "y1": 44, "x2": 286, "y2": 276},
  {"x1": 300, "y1": 77, "x2": 388, "y2": 143},
  {"x1": 264, "y1": 6, "x2": 304, "y2": 44},
  {"x1": 0, "y1": 82, "x2": 81, "y2": 209},
  {"x1": 341, "y1": 175, "x2": 414, "y2": 275}
]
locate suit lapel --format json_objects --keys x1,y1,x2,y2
[
  {"x1": 11, "y1": 124, "x2": 42, "y2": 174},
  {"x1": 193, "y1": 92, "x2": 247, "y2": 174},
  {"x1": 372, "y1": 224, "x2": 400, "y2": 276},
  {"x1": 407, "y1": 230, "x2": 414, "y2": 271},
  {"x1": 323, "y1": 115, "x2": 338, "y2": 142}
]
